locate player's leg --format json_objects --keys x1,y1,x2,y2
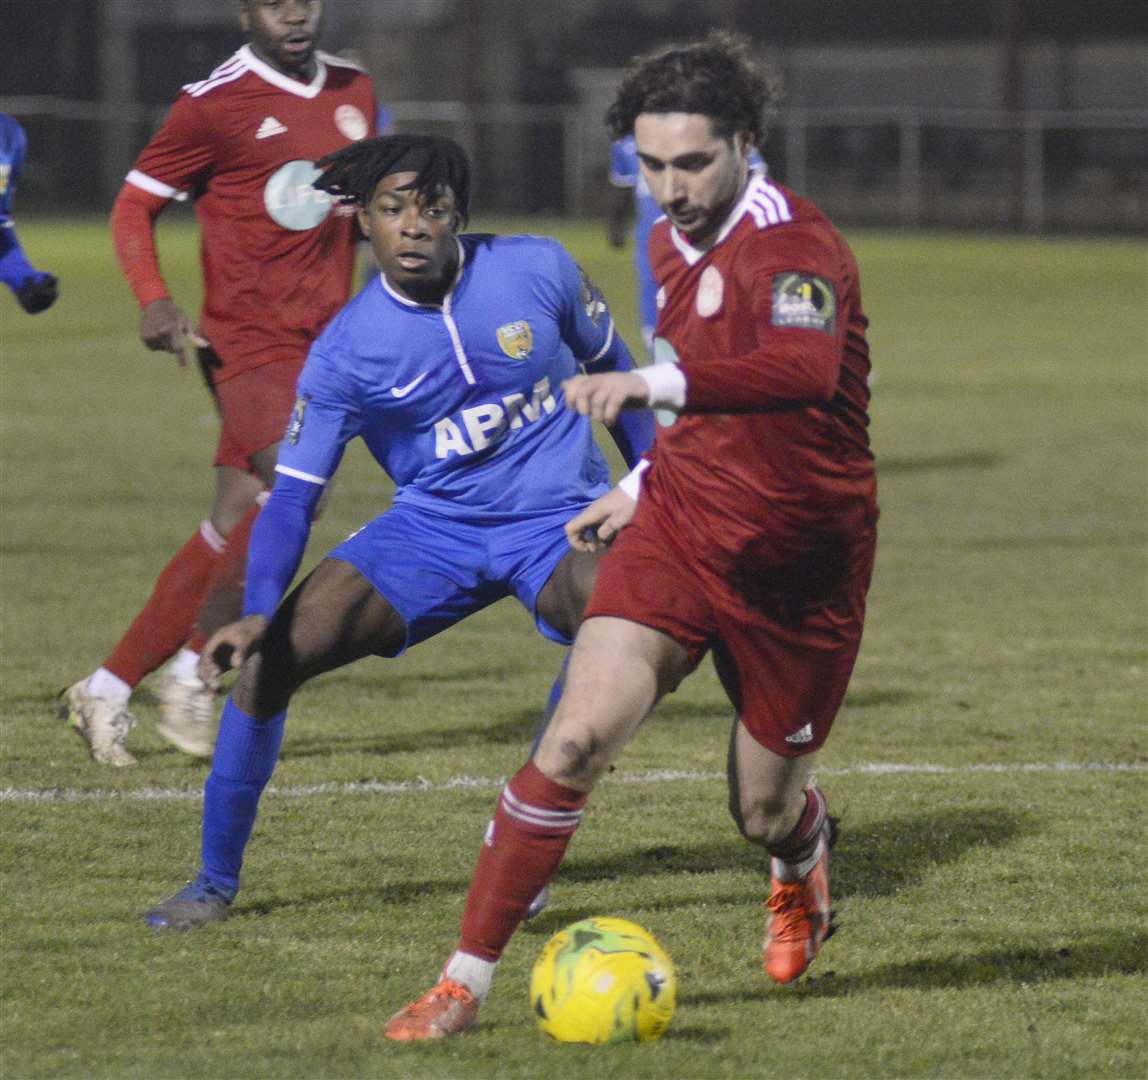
[
  {"x1": 158, "y1": 360, "x2": 298, "y2": 752},
  {"x1": 155, "y1": 462, "x2": 266, "y2": 756},
  {"x1": 385, "y1": 616, "x2": 692, "y2": 1040},
  {"x1": 146, "y1": 557, "x2": 406, "y2": 930}
]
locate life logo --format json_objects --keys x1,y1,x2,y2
[{"x1": 263, "y1": 160, "x2": 333, "y2": 231}]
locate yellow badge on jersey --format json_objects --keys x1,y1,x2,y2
[{"x1": 497, "y1": 320, "x2": 534, "y2": 360}]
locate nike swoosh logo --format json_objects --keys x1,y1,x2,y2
[{"x1": 390, "y1": 372, "x2": 430, "y2": 398}]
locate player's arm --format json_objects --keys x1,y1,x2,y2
[
  {"x1": 606, "y1": 139, "x2": 636, "y2": 248},
  {"x1": 112, "y1": 94, "x2": 214, "y2": 366},
  {"x1": 199, "y1": 371, "x2": 361, "y2": 684},
  {"x1": 0, "y1": 122, "x2": 58, "y2": 314},
  {"x1": 552, "y1": 244, "x2": 655, "y2": 468}
]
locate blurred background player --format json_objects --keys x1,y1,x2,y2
[
  {"x1": 606, "y1": 132, "x2": 762, "y2": 354},
  {"x1": 387, "y1": 31, "x2": 878, "y2": 1040},
  {"x1": 59, "y1": 0, "x2": 376, "y2": 766},
  {"x1": 141, "y1": 134, "x2": 653, "y2": 929},
  {"x1": 0, "y1": 113, "x2": 58, "y2": 315}
]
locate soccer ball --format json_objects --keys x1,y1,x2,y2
[{"x1": 530, "y1": 916, "x2": 676, "y2": 1044}]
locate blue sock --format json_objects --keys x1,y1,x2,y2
[
  {"x1": 531, "y1": 651, "x2": 570, "y2": 755},
  {"x1": 201, "y1": 698, "x2": 285, "y2": 895}
]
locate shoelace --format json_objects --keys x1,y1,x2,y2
[
  {"x1": 766, "y1": 884, "x2": 811, "y2": 941},
  {"x1": 405, "y1": 981, "x2": 473, "y2": 1017}
]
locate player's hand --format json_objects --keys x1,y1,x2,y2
[
  {"x1": 562, "y1": 372, "x2": 650, "y2": 426},
  {"x1": 139, "y1": 297, "x2": 209, "y2": 368},
  {"x1": 198, "y1": 614, "x2": 268, "y2": 689},
  {"x1": 565, "y1": 486, "x2": 637, "y2": 552},
  {"x1": 13, "y1": 272, "x2": 58, "y2": 314}
]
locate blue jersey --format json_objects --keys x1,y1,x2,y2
[
  {"x1": 278, "y1": 232, "x2": 636, "y2": 522},
  {"x1": 0, "y1": 114, "x2": 27, "y2": 223}
]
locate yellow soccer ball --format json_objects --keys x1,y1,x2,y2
[{"x1": 530, "y1": 916, "x2": 676, "y2": 1045}]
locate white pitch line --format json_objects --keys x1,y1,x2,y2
[{"x1": 0, "y1": 760, "x2": 1143, "y2": 806}]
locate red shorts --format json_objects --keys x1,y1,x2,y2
[
  {"x1": 584, "y1": 497, "x2": 876, "y2": 757},
  {"x1": 198, "y1": 351, "x2": 302, "y2": 471}
]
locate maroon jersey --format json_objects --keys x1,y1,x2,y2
[
  {"x1": 645, "y1": 171, "x2": 877, "y2": 597},
  {"x1": 126, "y1": 45, "x2": 376, "y2": 381}
]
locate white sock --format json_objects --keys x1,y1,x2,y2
[
  {"x1": 86, "y1": 668, "x2": 132, "y2": 703},
  {"x1": 443, "y1": 950, "x2": 497, "y2": 1002},
  {"x1": 771, "y1": 832, "x2": 826, "y2": 884},
  {"x1": 166, "y1": 647, "x2": 201, "y2": 682}
]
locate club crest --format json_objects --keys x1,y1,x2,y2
[
  {"x1": 497, "y1": 320, "x2": 534, "y2": 360},
  {"x1": 286, "y1": 395, "x2": 307, "y2": 444}
]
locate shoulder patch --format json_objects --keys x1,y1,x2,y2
[
  {"x1": 286, "y1": 395, "x2": 308, "y2": 444},
  {"x1": 577, "y1": 265, "x2": 608, "y2": 326},
  {"x1": 771, "y1": 272, "x2": 836, "y2": 333}
]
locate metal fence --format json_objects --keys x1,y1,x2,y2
[{"x1": 4, "y1": 96, "x2": 1146, "y2": 232}]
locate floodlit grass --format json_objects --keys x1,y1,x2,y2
[{"x1": 2, "y1": 214, "x2": 1146, "y2": 1078}]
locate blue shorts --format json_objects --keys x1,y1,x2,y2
[{"x1": 328, "y1": 501, "x2": 578, "y2": 655}]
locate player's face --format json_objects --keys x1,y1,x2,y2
[
  {"x1": 240, "y1": 0, "x2": 322, "y2": 79},
  {"x1": 359, "y1": 171, "x2": 461, "y2": 304},
  {"x1": 634, "y1": 113, "x2": 750, "y2": 249}
]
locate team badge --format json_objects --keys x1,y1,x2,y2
[
  {"x1": 497, "y1": 320, "x2": 534, "y2": 360},
  {"x1": 771, "y1": 272, "x2": 837, "y2": 333},
  {"x1": 656, "y1": 286, "x2": 666, "y2": 310},
  {"x1": 334, "y1": 104, "x2": 368, "y2": 141},
  {"x1": 696, "y1": 266, "x2": 723, "y2": 317},
  {"x1": 286, "y1": 395, "x2": 308, "y2": 444},
  {"x1": 578, "y1": 267, "x2": 608, "y2": 325}
]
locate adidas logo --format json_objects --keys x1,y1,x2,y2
[
  {"x1": 255, "y1": 116, "x2": 287, "y2": 140},
  {"x1": 785, "y1": 723, "x2": 814, "y2": 745}
]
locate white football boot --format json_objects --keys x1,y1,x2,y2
[
  {"x1": 58, "y1": 680, "x2": 138, "y2": 766},
  {"x1": 156, "y1": 667, "x2": 218, "y2": 758}
]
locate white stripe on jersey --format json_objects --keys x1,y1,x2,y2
[
  {"x1": 125, "y1": 169, "x2": 188, "y2": 202},
  {"x1": 186, "y1": 67, "x2": 248, "y2": 99},
  {"x1": 587, "y1": 318, "x2": 616, "y2": 363},
  {"x1": 669, "y1": 170, "x2": 792, "y2": 264},
  {"x1": 275, "y1": 464, "x2": 327, "y2": 486},
  {"x1": 318, "y1": 50, "x2": 366, "y2": 73},
  {"x1": 183, "y1": 54, "x2": 245, "y2": 96}
]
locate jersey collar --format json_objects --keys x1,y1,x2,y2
[
  {"x1": 238, "y1": 43, "x2": 328, "y2": 99},
  {"x1": 669, "y1": 166, "x2": 767, "y2": 267},
  {"x1": 379, "y1": 237, "x2": 468, "y2": 309}
]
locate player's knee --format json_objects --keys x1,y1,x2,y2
[
  {"x1": 734, "y1": 795, "x2": 795, "y2": 847},
  {"x1": 536, "y1": 723, "x2": 611, "y2": 787}
]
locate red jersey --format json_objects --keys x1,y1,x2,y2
[
  {"x1": 126, "y1": 45, "x2": 376, "y2": 380},
  {"x1": 645, "y1": 171, "x2": 877, "y2": 591}
]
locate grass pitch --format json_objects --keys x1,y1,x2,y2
[{"x1": 2, "y1": 213, "x2": 1146, "y2": 1078}]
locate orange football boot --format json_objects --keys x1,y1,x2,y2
[
  {"x1": 384, "y1": 978, "x2": 479, "y2": 1041},
  {"x1": 763, "y1": 819, "x2": 837, "y2": 984}
]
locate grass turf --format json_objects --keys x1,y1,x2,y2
[{"x1": 2, "y1": 214, "x2": 1145, "y2": 1078}]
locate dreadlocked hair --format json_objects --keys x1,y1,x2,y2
[
  {"x1": 605, "y1": 31, "x2": 780, "y2": 146},
  {"x1": 313, "y1": 134, "x2": 471, "y2": 226}
]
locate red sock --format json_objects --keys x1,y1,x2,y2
[
  {"x1": 187, "y1": 502, "x2": 260, "y2": 652},
  {"x1": 459, "y1": 761, "x2": 588, "y2": 961},
  {"x1": 768, "y1": 786, "x2": 828, "y2": 862},
  {"x1": 103, "y1": 521, "x2": 225, "y2": 687}
]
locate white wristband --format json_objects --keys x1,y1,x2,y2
[{"x1": 637, "y1": 362, "x2": 687, "y2": 411}]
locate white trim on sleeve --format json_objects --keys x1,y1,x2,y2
[
  {"x1": 275, "y1": 464, "x2": 327, "y2": 485},
  {"x1": 125, "y1": 169, "x2": 188, "y2": 202},
  {"x1": 637, "y1": 363, "x2": 686, "y2": 411},
  {"x1": 618, "y1": 459, "x2": 651, "y2": 501}
]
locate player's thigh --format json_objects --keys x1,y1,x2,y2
[
  {"x1": 236, "y1": 557, "x2": 405, "y2": 716},
  {"x1": 535, "y1": 616, "x2": 692, "y2": 789},
  {"x1": 210, "y1": 358, "x2": 301, "y2": 474},
  {"x1": 535, "y1": 547, "x2": 601, "y2": 641}
]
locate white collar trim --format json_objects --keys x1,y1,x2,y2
[
  {"x1": 669, "y1": 166, "x2": 767, "y2": 267},
  {"x1": 238, "y1": 43, "x2": 327, "y2": 99},
  {"x1": 379, "y1": 238, "x2": 468, "y2": 308}
]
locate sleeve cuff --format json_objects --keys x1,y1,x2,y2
[
  {"x1": 618, "y1": 458, "x2": 651, "y2": 501},
  {"x1": 637, "y1": 363, "x2": 687, "y2": 411}
]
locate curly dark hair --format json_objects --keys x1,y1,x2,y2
[
  {"x1": 312, "y1": 134, "x2": 471, "y2": 226},
  {"x1": 605, "y1": 31, "x2": 779, "y2": 146}
]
